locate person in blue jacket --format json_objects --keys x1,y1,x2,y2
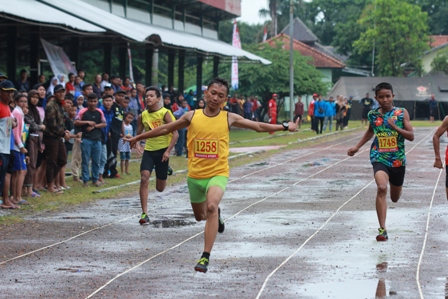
[
  {"x1": 323, "y1": 96, "x2": 336, "y2": 132},
  {"x1": 313, "y1": 95, "x2": 326, "y2": 134}
]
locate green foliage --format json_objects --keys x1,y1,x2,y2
[
  {"x1": 219, "y1": 21, "x2": 265, "y2": 46},
  {"x1": 431, "y1": 50, "x2": 448, "y2": 74},
  {"x1": 237, "y1": 42, "x2": 330, "y2": 103},
  {"x1": 353, "y1": 0, "x2": 429, "y2": 76}
]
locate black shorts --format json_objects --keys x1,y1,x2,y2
[
  {"x1": 430, "y1": 108, "x2": 437, "y2": 118},
  {"x1": 362, "y1": 108, "x2": 370, "y2": 119},
  {"x1": 140, "y1": 148, "x2": 169, "y2": 180},
  {"x1": 6, "y1": 150, "x2": 15, "y2": 174},
  {"x1": 373, "y1": 162, "x2": 406, "y2": 186}
]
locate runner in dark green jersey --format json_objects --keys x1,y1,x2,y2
[{"x1": 348, "y1": 82, "x2": 414, "y2": 242}]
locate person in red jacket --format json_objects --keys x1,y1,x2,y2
[{"x1": 268, "y1": 94, "x2": 277, "y2": 134}]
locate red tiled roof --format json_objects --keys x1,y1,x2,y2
[
  {"x1": 264, "y1": 34, "x2": 345, "y2": 69},
  {"x1": 429, "y1": 35, "x2": 448, "y2": 48}
]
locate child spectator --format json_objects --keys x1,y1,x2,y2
[
  {"x1": 11, "y1": 93, "x2": 28, "y2": 205},
  {"x1": 119, "y1": 112, "x2": 134, "y2": 175}
]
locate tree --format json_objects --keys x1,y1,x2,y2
[
  {"x1": 431, "y1": 50, "x2": 448, "y2": 74},
  {"x1": 236, "y1": 42, "x2": 330, "y2": 111},
  {"x1": 353, "y1": 0, "x2": 429, "y2": 76}
]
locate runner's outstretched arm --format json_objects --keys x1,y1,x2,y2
[
  {"x1": 230, "y1": 113, "x2": 299, "y2": 132},
  {"x1": 125, "y1": 111, "x2": 192, "y2": 148}
]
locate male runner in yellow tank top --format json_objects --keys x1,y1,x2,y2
[
  {"x1": 126, "y1": 78, "x2": 299, "y2": 273},
  {"x1": 135, "y1": 86, "x2": 178, "y2": 225}
]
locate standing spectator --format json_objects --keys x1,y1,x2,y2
[
  {"x1": 33, "y1": 83, "x2": 47, "y2": 109},
  {"x1": 75, "y1": 93, "x2": 106, "y2": 187},
  {"x1": 168, "y1": 85, "x2": 176, "y2": 100},
  {"x1": 24, "y1": 90, "x2": 45, "y2": 198},
  {"x1": 163, "y1": 94, "x2": 173, "y2": 111},
  {"x1": 65, "y1": 73, "x2": 76, "y2": 95},
  {"x1": 428, "y1": 94, "x2": 438, "y2": 122},
  {"x1": 77, "y1": 69, "x2": 85, "y2": 88},
  {"x1": 38, "y1": 74, "x2": 46, "y2": 86},
  {"x1": 81, "y1": 84, "x2": 94, "y2": 103},
  {"x1": 313, "y1": 95, "x2": 326, "y2": 134},
  {"x1": 57, "y1": 75, "x2": 66, "y2": 88},
  {"x1": 242, "y1": 97, "x2": 252, "y2": 120},
  {"x1": 250, "y1": 95, "x2": 259, "y2": 121},
  {"x1": 185, "y1": 89, "x2": 195, "y2": 108},
  {"x1": 128, "y1": 88, "x2": 141, "y2": 136},
  {"x1": 344, "y1": 96, "x2": 353, "y2": 127},
  {"x1": 104, "y1": 89, "x2": 125, "y2": 179},
  {"x1": 110, "y1": 76, "x2": 121, "y2": 93},
  {"x1": 335, "y1": 95, "x2": 347, "y2": 131},
  {"x1": 121, "y1": 77, "x2": 133, "y2": 91},
  {"x1": 64, "y1": 104, "x2": 79, "y2": 179},
  {"x1": 309, "y1": 93, "x2": 317, "y2": 132},
  {"x1": 43, "y1": 84, "x2": 69, "y2": 194},
  {"x1": 136, "y1": 82, "x2": 145, "y2": 109},
  {"x1": 195, "y1": 99, "x2": 205, "y2": 109},
  {"x1": 228, "y1": 94, "x2": 238, "y2": 114},
  {"x1": 11, "y1": 94, "x2": 28, "y2": 205},
  {"x1": 99, "y1": 95, "x2": 114, "y2": 184},
  {"x1": 323, "y1": 96, "x2": 336, "y2": 132},
  {"x1": 100, "y1": 72, "x2": 109, "y2": 91},
  {"x1": 268, "y1": 94, "x2": 278, "y2": 134},
  {"x1": 75, "y1": 93, "x2": 84, "y2": 113},
  {"x1": 92, "y1": 74, "x2": 102, "y2": 98},
  {"x1": 15, "y1": 69, "x2": 30, "y2": 92},
  {"x1": 119, "y1": 112, "x2": 134, "y2": 175},
  {"x1": 173, "y1": 99, "x2": 189, "y2": 156},
  {"x1": 47, "y1": 76, "x2": 59, "y2": 95},
  {"x1": 294, "y1": 96, "x2": 304, "y2": 129},
  {"x1": 360, "y1": 93, "x2": 373, "y2": 126},
  {"x1": 73, "y1": 76, "x2": 82, "y2": 93}
]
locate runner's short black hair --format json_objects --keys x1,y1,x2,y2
[
  {"x1": 145, "y1": 86, "x2": 161, "y2": 98},
  {"x1": 207, "y1": 77, "x2": 229, "y2": 96},
  {"x1": 375, "y1": 82, "x2": 393, "y2": 96}
]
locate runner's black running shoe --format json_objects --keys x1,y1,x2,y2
[
  {"x1": 218, "y1": 207, "x2": 225, "y2": 233},
  {"x1": 376, "y1": 228, "x2": 388, "y2": 241},
  {"x1": 139, "y1": 213, "x2": 150, "y2": 225},
  {"x1": 167, "y1": 166, "x2": 173, "y2": 176},
  {"x1": 194, "y1": 257, "x2": 209, "y2": 273}
]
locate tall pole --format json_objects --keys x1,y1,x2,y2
[{"x1": 289, "y1": 0, "x2": 294, "y2": 121}]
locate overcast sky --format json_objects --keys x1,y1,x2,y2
[{"x1": 237, "y1": 0, "x2": 269, "y2": 25}]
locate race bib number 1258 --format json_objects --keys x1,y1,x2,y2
[{"x1": 194, "y1": 139, "x2": 219, "y2": 158}]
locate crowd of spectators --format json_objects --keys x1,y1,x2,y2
[{"x1": 0, "y1": 69, "x2": 196, "y2": 209}]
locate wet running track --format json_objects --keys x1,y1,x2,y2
[{"x1": 1, "y1": 127, "x2": 447, "y2": 299}]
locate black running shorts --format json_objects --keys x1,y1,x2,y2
[
  {"x1": 140, "y1": 148, "x2": 169, "y2": 180},
  {"x1": 372, "y1": 162, "x2": 406, "y2": 187}
]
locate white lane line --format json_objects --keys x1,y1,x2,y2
[
  {"x1": 85, "y1": 138, "x2": 367, "y2": 298},
  {"x1": 0, "y1": 214, "x2": 137, "y2": 266},
  {"x1": 416, "y1": 165, "x2": 444, "y2": 299},
  {"x1": 255, "y1": 128, "x2": 435, "y2": 299},
  {"x1": 0, "y1": 135, "x2": 361, "y2": 266}
]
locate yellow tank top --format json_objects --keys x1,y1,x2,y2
[
  {"x1": 141, "y1": 107, "x2": 174, "y2": 151},
  {"x1": 187, "y1": 109, "x2": 229, "y2": 178}
]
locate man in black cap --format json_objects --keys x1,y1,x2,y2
[
  {"x1": 104, "y1": 89, "x2": 125, "y2": 178},
  {"x1": 43, "y1": 84, "x2": 70, "y2": 194},
  {"x1": 0, "y1": 80, "x2": 18, "y2": 208}
]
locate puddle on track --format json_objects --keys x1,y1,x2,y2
[{"x1": 151, "y1": 219, "x2": 196, "y2": 228}]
